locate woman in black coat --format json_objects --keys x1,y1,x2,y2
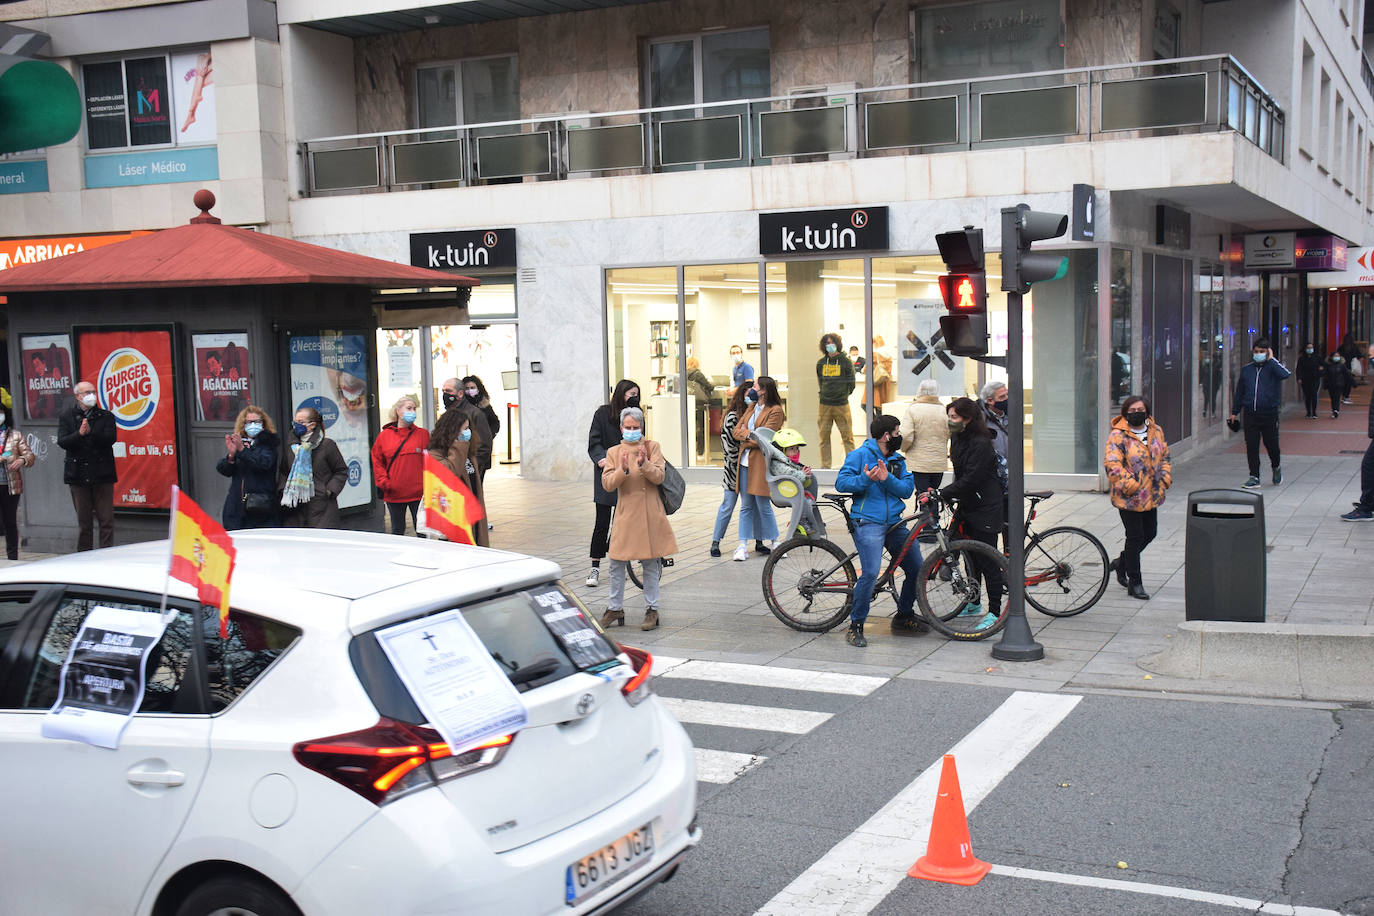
[
  {"x1": 940, "y1": 396, "x2": 1006, "y2": 622},
  {"x1": 278, "y1": 406, "x2": 349, "y2": 529},
  {"x1": 1295, "y1": 342, "x2": 1323, "y2": 419},
  {"x1": 586, "y1": 378, "x2": 639, "y2": 587},
  {"x1": 217, "y1": 405, "x2": 281, "y2": 530},
  {"x1": 461, "y1": 374, "x2": 502, "y2": 481}
]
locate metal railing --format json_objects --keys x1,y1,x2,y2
[{"x1": 301, "y1": 54, "x2": 1284, "y2": 196}]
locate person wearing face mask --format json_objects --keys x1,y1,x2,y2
[
  {"x1": 979, "y1": 380, "x2": 1012, "y2": 548},
  {"x1": 815, "y1": 332, "x2": 856, "y2": 467},
  {"x1": 279, "y1": 406, "x2": 348, "y2": 529},
  {"x1": 217, "y1": 405, "x2": 280, "y2": 530},
  {"x1": 1229, "y1": 338, "x2": 1290, "y2": 488},
  {"x1": 1323, "y1": 350, "x2": 1352, "y2": 419},
  {"x1": 1104, "y1": 396, "x2": 1172, "y2": 600},
  {"x1": 835, "y1": 414, "x2": 927, "y2": 647},
  {"x1": 371, "y1": 396, "x2": 430, "y2": 536},
  {"x1": 585, "y1": 379, "x2": 640, "y2": 585},
  {"x1": 0, "y1": 400, "x2": 36, "y2": 561},
  {"x1": 600, "y1": 406, "x2": 676, "y2": 631},
  {"x1": 1296, "y1": 342, "x2": 1324, "y2": 420},
  {"x1": 731, "y1": 376, "x2": 786, "y2": 560},
  {"x1": 940, "y1": 398, "x2": 1006, "y2": 629},
  {"x1": 57, "y1": 380, "x2": 118, "y2": 551},
  {"x1": 438, "y1": 376, "x2": 493, "y2": 478},
  {"x1": 460, "y1": 375, "x2": 501, "y2": 482},
  {"x1": 428, "y1": 411, "x2": 488, "y2": 545},
  {"x1": 724, "y1": 344, "x2": 755, "y2": 398}
]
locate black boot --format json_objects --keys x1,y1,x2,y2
[
  {"x1": 845, "y1": 621, "x2": 867, "y2": 648},
  {"x1": 1111, "y1": 556, "x2": 1128, "y2": 589},
  {"x1": 1128, "y1": 582, "x2": 1150, "y2": 600}
]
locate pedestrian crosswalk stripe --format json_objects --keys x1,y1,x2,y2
[
  {"x1": 660, "y1": 697, "x2": 832, "y2": 734},
  {"x1": 694, "y1": 748, "x2": 766, "y2": 784},
  {"x1": 756, "y1": 690, "x2": 1082, "y2": 915},
  {"x1": 657, "y1": 658, "x2": 887, "y2": 696}
]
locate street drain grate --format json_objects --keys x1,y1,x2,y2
[{"x1": 1340, "y1": 449, "x2": 1365, "y2": 454}]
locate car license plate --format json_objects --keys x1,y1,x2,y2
[{"x1": 565, "y1": 822, "x2": 655, "y2": 905}]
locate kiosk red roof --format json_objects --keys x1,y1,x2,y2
[{"x1": 0, "y1": 196, "x2": 476, "y2": 292}]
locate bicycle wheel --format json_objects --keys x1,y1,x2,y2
[
  {"x1": 761, "y1": 537, "x2": 855, "y2": 633},
  {"x1": 1023, "y1": 526, "x2": 1109, "y2": 617},
  {"x1": 916, "y1": 539, "x2": 1009, "y2": 640},
  {"x1": 628, "y1": 562, "x2": 643, "y2": 590}
]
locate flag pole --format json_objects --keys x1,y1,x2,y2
[{"x1": 160, "y1": 485, "x2": 180, "y2": 623}]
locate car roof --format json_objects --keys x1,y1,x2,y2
[{"x1": 0, "y1": 530, "x2": 563, "y2": 617}]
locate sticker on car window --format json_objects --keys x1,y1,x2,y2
[
  {"x1": 41, "y1": 605, "x2": 171, "y2": 749},
  {"x1": 528, "y1": 588, "x2": 618, "y2": 669},
  {"x1": 376, "y1": 610, "x2": 529, "y2": 755}
]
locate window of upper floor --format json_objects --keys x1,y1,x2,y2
[
  {"x1": 644, "y1": 27, "x2": 771, "y2": 111},
  {"x1": 81, "y1": 48, "x2": 215, "y2": 152},
  {"x1": 415, "y1": 54, "x2": 519, "y2": 132},
  {"x1": 912, "y1": 0, "x2": 1064, "y2": 84}
]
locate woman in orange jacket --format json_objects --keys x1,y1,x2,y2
[{"x1": 1104, "y1": 395, "x2": 1172, "y2": 600}]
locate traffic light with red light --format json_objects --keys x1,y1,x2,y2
[{"x1": 935, "y1": 227, "x2": 989, "y2": 357}]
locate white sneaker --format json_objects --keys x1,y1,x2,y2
[
  {"x1": 585, "y1": 567, "x2": 600, "y2": 587},
  {"x1": 732, "y1": 544, "x2": 749, "y2": 562}
]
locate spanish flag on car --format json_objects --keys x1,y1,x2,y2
[
  {"x1": 420, "y1": 451, "x2": 485, "y2": 545},
  {"x1": 167, "y1": 486, "x2": 237, "y2": 637}
]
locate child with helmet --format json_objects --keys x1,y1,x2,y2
[{"x1": 768, "y1": 428, "x2": 822, "y2": 538}]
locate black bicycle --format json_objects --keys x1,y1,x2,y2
[
  {"x1": 1017, "y1": 490, "x2": 1110, "y2": 617},
  {"x1": 760, "y1": 491, "x2": 1010, "y2": 640}
]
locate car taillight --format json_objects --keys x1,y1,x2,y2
[
  {"x1": 293, "y1": 717, "x2": 515, "y2": 805},
  {"x1": 619, "y1": 645, "x2": 653, "y2": 707}
]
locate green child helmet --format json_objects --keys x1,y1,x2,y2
[{"x1": 773, "y1": 427, "x2": 806, "y2": 449}]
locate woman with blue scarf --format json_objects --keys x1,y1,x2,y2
[{"x1": 279, "y1": 406, "x2": 347, "y2": 528}]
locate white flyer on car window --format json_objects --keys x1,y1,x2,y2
[
  {"x1": 41, "y1": 606, "x2": 171, "y2": 750},
  {"x1": 376, "y1": 610, "x2": 528, "y2": 755}
]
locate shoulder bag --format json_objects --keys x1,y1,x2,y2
[{"x1": 659, "y1": 460, "x2": 686, "y2": 516}]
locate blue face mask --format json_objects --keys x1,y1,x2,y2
[
  {"x1": 825, "y1": 343, "x2": 837, "y2": 354},
  {"x1": 292, "y1": 422, "x2": 308, "y2": 437},
  {"x1": 401, "y1": 410, "x2": 417, "y2": 424},
  {"x1": 244, "y1": 422, "x2": 263, "y2": 438},
  {"x1": 1253, "y1": 352, "x2": 1267, "y2": 363},
  {"x1": 622, "y1": 429, "x2": 643, "y2": 443},
  {"x1": 459, "y1": 429, "x2": 471, "y2": 442},
  {"x1": 746, "y1": 389, "x2": 759, "y2": 403}
]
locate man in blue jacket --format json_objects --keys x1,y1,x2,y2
[
  {"x1": 1229, "y1": 337, "x2": 1291, "y2": 488},
  {"x1": 835, "y1": 414, "x2": 928, "y2": 647}
]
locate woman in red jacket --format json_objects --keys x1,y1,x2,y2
[{"x1": 371, "y1": 395, "x2": 430, "y2": 536}]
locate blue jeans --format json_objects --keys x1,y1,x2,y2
[
  {"x1": 851, "y1": 520, "x2": 923, "y2": 624},
  {"x1": 737, "y1": 464, "x2": 778, "y2": 541},
  {"x1": 712, "y1": 487, "x2": 740, "y2": 541}
]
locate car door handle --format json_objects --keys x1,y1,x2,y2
[{"x1": 127, "y1": 767, "x2": 186, "y2": 788}]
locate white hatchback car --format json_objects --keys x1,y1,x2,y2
[{"x1": 0, "y1": 530, "x2": 699, "y2": 916}]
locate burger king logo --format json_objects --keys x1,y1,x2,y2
[{"x1": 98, "y1": 347, "x2": 160, "y2": 430}]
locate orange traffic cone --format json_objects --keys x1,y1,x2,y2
[{"x1": 908, "y1": 754, "x2": 991, "y2": 885}]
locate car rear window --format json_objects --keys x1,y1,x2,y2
[{"x1": 351, "y1": 583, "x2": 620, "y2": 724}]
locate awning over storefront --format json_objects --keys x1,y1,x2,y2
[{"x1": 0, "y1": 190, "x2": 479, "y2": 293}]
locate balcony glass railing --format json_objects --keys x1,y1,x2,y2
[{"x1": 301, "y1": 55, "x2": 1283, "y2": 195}]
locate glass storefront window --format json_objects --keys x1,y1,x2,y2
[
  {"x1": 683, "y1": 264, "x2": 763, "y2": 468},
  {"x1": 606, "y1": 266, "x2": 679, "y2": 451},
  {"x1": 1111, "y1": 248, "x2": 1133, "y2": 408},
  {"x1": 1198, "y1": 262, "x2": 1225, "y2": 424},
  {"x1": 764, "y1": 258, "x2": 865, "y2": 469}
]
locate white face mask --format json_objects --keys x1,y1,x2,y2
[{"x1": 80, "y1": 393, "x2": 97, "y2": 408}]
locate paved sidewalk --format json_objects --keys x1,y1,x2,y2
[{"x1": 484, "y1": 391, "x2": 1374, "y2": 703}]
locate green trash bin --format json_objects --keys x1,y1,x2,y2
[{"x1": 1184, "y1": 488, "x2": 1265, "y2": 622}]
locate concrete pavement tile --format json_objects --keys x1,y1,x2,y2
[{"x1": 899, "y1": 668, "x2": 1072, "y2": 692}]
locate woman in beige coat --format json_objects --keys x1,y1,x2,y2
[
  {"x1": 600, "y1": 406, "x2": 677, "y2": 631},
  {"x1": 730, "y1": 375, "x2": 786, "y2": 561},
  {"x1": 898, "y1": 378, "x2": 950, "y2": 496}
]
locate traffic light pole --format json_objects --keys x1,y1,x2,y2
[{"x1": 991, "y1": 287, "x2": 1044, "y2": 662}]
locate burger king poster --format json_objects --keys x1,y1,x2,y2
[
  {"x1": 192, "y1": 333, "x2": 251, "y2": 422},
  {"x1": 20, "y1": 334, "x2": 74, "y2": 420},
  {"x1": 77, "y1": 329, "x2": 179, "y2": 510}
]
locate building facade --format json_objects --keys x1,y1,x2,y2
[{"x1": 3, "y1": 0, "x2": 1373, "y2": 514}]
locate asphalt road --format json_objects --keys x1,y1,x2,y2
[{"x1": 619, "y1": 662, "x2": 1374, "y2": 916}]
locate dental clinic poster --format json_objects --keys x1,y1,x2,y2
[{"x1": 288, "y1": 332, "x2": 371, "y2": 510}]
